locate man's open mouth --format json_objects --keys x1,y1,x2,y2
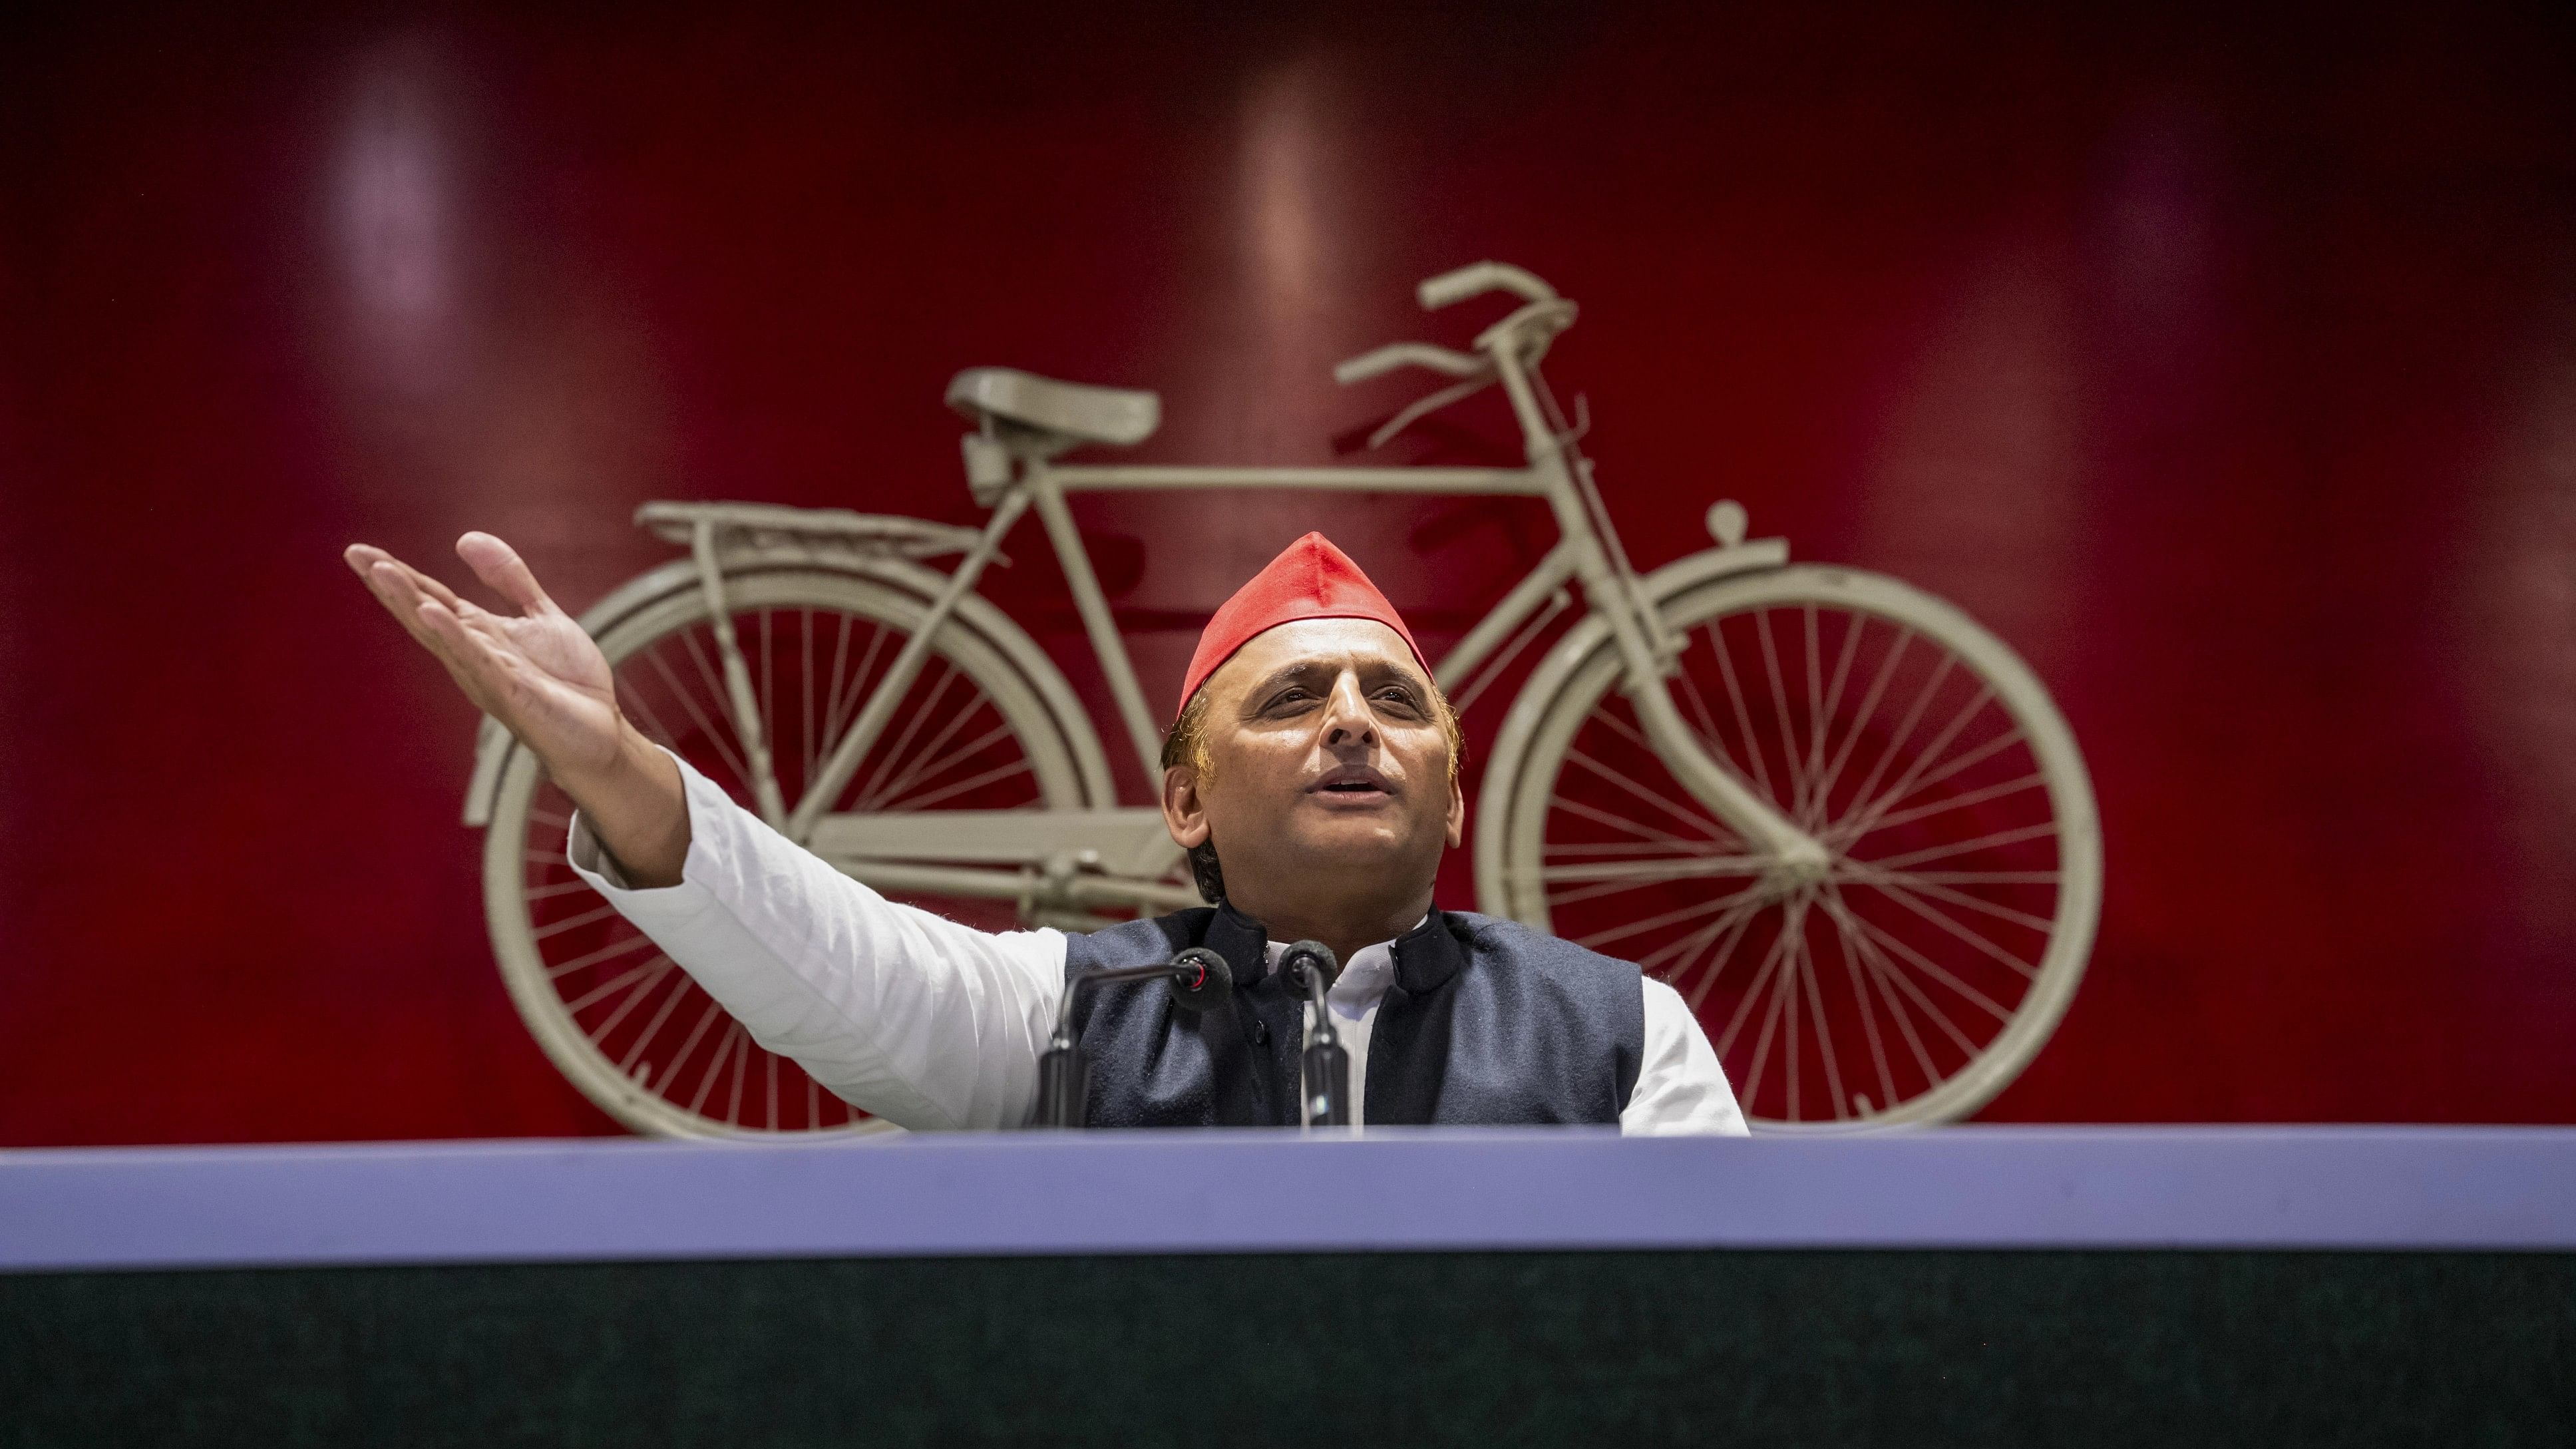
[{"x1": 1310, "y1": 767, "x2": 1396, "y2": 799}]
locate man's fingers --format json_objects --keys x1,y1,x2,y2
[
  {"x1": 355, "y1": 548, "x2": 468, "y2": 620},
  {"x1": 456, "y1": 532, "x2": 557, "y2": 616},
  {"x1": 416, "y1": 598, "x2": 520, "y2": 706}
]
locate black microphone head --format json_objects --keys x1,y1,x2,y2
[
  {"x1": 1280, "y1": 940, "x2": 1340, "y2": 994},
  {"x1": 1167, "y1": 947, "x2": 1233, "y2": 1012}
]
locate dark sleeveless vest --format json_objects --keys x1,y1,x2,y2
[{"x1": 1059, "y1": 904, "x2": 1646, "y2": 1127}]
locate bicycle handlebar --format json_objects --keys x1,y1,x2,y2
[
  {"x1": 1332, "y1": 341, "x2": 1487, "y2": 386},
  {"x1": 1417, "y1": 260, "x2": 1557, "y2": 311}
]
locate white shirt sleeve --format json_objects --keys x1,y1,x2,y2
[
  {"x1": 1620, "y1": 978, "x2": 1750, "y2": 1135},
  {"x1": 564, "y1": 748, "x2": 1066, "y2": 1131}
]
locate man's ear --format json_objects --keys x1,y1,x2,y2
[
  {"x1": 1161, "y1": 765, "x2": 1210, "y2": 849},
  {"x1": 1445, "y1": 772, "x2": 1466, "y2": 849}
]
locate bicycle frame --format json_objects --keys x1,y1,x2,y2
[{"x1": 773, "y1": 383, "x2": 1823, "y2": 886}]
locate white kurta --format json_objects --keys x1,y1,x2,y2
[{"x1": 567, "y1": 750, "x2": 1748, "y2": 1136}]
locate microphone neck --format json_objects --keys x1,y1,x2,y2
[{"x1": 1051, "y1": 960, "x2": 1191, "y2": 1047}]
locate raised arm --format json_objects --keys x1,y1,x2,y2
[
  {"x1": 345, "y1": 533, "x2": 689, "y2": 885},
  {"x1": 345, "y1": 532, "x2": 1065, "y2": 1128}
]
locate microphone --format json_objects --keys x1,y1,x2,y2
[
  {"x1": 1029, "y1": 947, "x2": 1234, "y2": 1128},
  {"x1": 1279, "y1": 940, "x2": 1351, "y2": 1128}
]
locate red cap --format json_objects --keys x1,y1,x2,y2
[{"x1": 1177, "y1": 532, "x2": 1428, "y2": 718}]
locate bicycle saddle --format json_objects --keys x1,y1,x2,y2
[{"x1": 947, "y1": 367, "x2": 1160, "y2": 449}]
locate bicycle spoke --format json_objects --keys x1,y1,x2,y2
[
  {"x1": 759, "y1": 609, "x2": 775, "y2": 782},
  {"x1": 801, "y1": 608, "x2": 817, "y2": 782},
  {"x1": 1858, "y1": 819, "x2": 2059, "y2": 873},
  {"x1": 657, "y1": 996, "x2": 728, "y2": 1094},
  {"x1": 1797, "y1": 924, "x2": 1848, "y2": 1121},
  {"x1": 1543, "y1": 839, "x2": 1738, "y2": 859},
  {"x1": 1636, "y1": 899, "x2": 1745, "y2": 974},
  {"x1": 854, "y1": 661, "x2": 961, "y2": 809},
  {"x1": 1534, "y1": 855, "x2": 1769, "y2": 884},
  {"x1": 1754, "y1": 608, "x2": 1812, "y2": 818},
  {"x1": 677, "y1": 626, "x2": 754, "y2": 769},
  {"x1": 689, "y1": 1022, "x2": 745, "y2": 1118},
  {"x1": 1850, "y1": 873, "x2": 2044, "y2": 982},
  {"x1": 866, "y1": 712, "x2": 1014, "y2": 815},
  {"x1": 618, "y1": 678, "x2": 683, "y2": 753},
  {"x1": 822, "y1": 618, "x2": 893, "y2": 761},
  {"x1": 1708, "y1": 617, "x2": 1781, "y2": 806},
  {"x1": 1834, "y1": 684, "x2": 1996, "y2": 846},
  {"x1": 526, "y1": 878, "x2": 600, "y2": 903},
  {"x1": 559, "y1": 953, "x2": 666, "y2": 1013},
  {"x1": 1716, "y1": 911, "x2": 1797, "y2": 1060},
  {"x1": 1545, "y1": 859, "x2": 1761, "y2": 914},
  {"x1": 1808, "y1": 626, "x2": 1912, "y2": 824},
  {"x1": 1734, "y1": 905, "x2": 1805, "y2": 1105},
  {"x1": 726, "y1": 1028, "x2": 751, "y2": 1127},
  {"x1": 1680, "y1": 895, "x2": 1768, "y2": 1014},
  {"x1": 1566, "y1": 747, "x2": 1736, "y2": 840},
  {"x1": 1841, "y1": 901, "x2": 2014, "y2": 1026},
  {"x1": 531, "y1": 902, "x2": 620, "y2": 941},
  {"x1": 1824, "y1": 887, "x2": 1980, "y2": 1058},
  {"x1": 1823, "y1": 917, "x2": 1897, "y2": 1116},
  {"x1": 1840, "y1": 863, "x2": 2056, "y2": 933},
  {"x1": 1574, "y1": 883, "x2": 1769, "y2": 951},
  {"x1": 1851, "y1": 767, "x2": 2044, "y2": 839},
  {"x1": 613, "y1": 968, "x2": 695, "y2": 1076},
  {"x1": 644, "y1": 638, "x2": 751, "y2": 785},
  {"x1": 820, "y1": 611, "x2": 856, "y2": 757},
  {"x1": 1803, "y1": 606, "x2": 1862, "y2": 830},
  {"x1": 1672, "y1": 668, "x2": 1734, "y2": 768},
  {"x1": 545, "y1": 930, "x2": 656, "y2": 982},
  {"x1": 1834, "y1": 650, "x2": 1952, "y2": 845},
  {"x1": 1549, "y1": 793, "x2": 1722, "y2": 851},
  {"x1": 1840, "y1": 899, "x2": 1945, "y2": 1084},
  {"x1": 882, "y1": 756, "x2": 1035, "y2": 813},
  {"x1": 586, "y1": 956, "x2": 677, "y2": 1047}
]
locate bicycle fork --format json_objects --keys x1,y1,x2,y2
[{"x1": 1492, "y1": 348, "x2": 1830, "y2": 878}]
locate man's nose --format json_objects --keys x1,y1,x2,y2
[{"x1": 1320, "y1": 672, "x2": 1378, "y2": 748}]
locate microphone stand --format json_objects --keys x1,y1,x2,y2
[
  {"x1": 1029, "y1": 948, "x2": 1230, "y2": 1128},
  {"x1": 1280, "y1": 940, "x2": 1350, "y2": 1128}
]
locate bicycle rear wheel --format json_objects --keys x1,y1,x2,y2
[
  {"x1": 1481, "y1": 564, "x2": 2100, "y2": 1129},
  {"x1": 482, "y1": 565, "x2": 1087, "y2": 1138}
]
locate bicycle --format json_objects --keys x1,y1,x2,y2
[{"x1": 463, "y1": 262, "x2": 2102, "y2": 1139}]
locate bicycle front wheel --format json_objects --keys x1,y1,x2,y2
[
  {"x1": 482, "y1": 565, "x2": 1088, "y2": 1139},
  {"x1": 1481, "y1": 564, "x2": 2101, "y2": 1130}
]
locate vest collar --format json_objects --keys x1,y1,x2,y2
[
  {"x1": 1206, "y1": 903, "x2": 1461, "y2": 993},
  {"x1": 1205, "y1": 903, "x2": 1274, "y2": 988},
  {"x1": 1389, "y1": 910, "x2": 1465, "y2": 994}
]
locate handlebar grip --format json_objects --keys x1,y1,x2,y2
[
  {"x1": 1417, "y1": 261, "x2": 1558, "y2": 311},
  {"x1": 1332, "y1": 342, "x2": 1485, "y2": 385}
]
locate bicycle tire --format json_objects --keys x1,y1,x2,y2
[
  {"x1": 1478, "y1": 562, "x2": 2101, "y2": 1130},
  {"x1": 482, "y1": 564, "x2": 1089, "y2": 1138}
]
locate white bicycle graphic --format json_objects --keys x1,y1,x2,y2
[{"x1": 463, "y1": 262, "x2": 2102, "y2": 1138}]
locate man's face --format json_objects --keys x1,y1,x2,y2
[{"x1": 1163, "y1": 617, "x2": 1464, "y2": 903}]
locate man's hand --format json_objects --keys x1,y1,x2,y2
[{"x1": 345, "y1": 532, "x2": 689, "y2": 885}]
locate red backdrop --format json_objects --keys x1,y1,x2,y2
[{"x1": 5, "y1": 3, "x2": 2575, "y2": 1143}]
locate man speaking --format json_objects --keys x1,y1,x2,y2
[{"x1": 347, "y1": 529, "x2": 1744, "y2": 1133}]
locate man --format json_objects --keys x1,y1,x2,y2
[{"x1": 346, "y1": 528, "x2": 1745, "y2": 1132}]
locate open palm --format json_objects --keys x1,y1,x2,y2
[{"x1": 345, "y1": 532, "x2": 624, "y2": 780}]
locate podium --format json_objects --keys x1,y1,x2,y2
[{"x1": 6, "y1": 1128, "x2": 2572, "y2": 1444}]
